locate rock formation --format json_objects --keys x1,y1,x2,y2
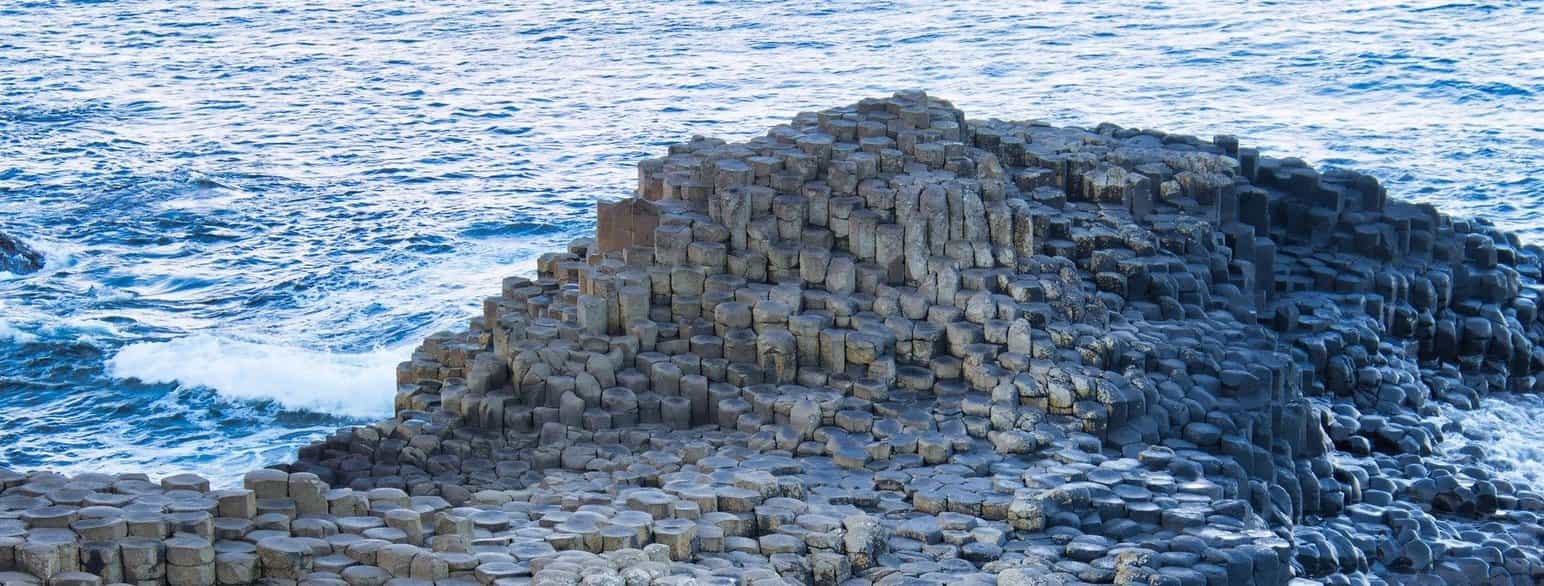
[
  {"x1": 0, "y1": 231, "x2": 43, "y2": 275},
  {"x1": 3, "y1": 91, "x2": 1543, "y2": 585}
]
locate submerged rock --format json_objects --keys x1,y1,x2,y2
[
  {"x1": 0, "y1": 230, "x2": 43, "y2": 274},
  {"x1": 5, "y1": 92, "x2": 1544, "y2": 585}
]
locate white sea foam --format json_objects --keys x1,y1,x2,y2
[
  {"x1": 34, "y1": 237, "x2": 77, "y2": 270},
  {"x1": 0, "y1": 299, "x2": 38, "y2": 343},
  {"x1": 106, "y1": 334, "x2": 407, "y2": 418},
  {"x1": 1442, "y1": 395, "x2": 1544, "y2": 487},
  {"x1": 0, "y1": 319, "x2": 38, "y2": 344}
]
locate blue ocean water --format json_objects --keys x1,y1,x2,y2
[{"x1": 1, "y1": 1, "x2": 1540, "y2": 481}]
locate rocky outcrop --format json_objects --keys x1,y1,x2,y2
[
  {"x1": 0, "y1": 231, "x2": 43, "y2": 275},
  {"x1": 2, "y1": 92, "x2": 1543, "y2": 585}
]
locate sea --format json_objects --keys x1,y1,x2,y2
[{"x1": 1, "y1": 1, "x2": 1540, "y2": 485}]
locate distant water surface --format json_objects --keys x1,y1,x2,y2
[{"x1": 1, "y1": 0, "x2": 1539, "y2": 480}]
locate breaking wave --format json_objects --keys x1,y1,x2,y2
[{"x1": 107, "y1": 334, "x2": 406, "y2": 419}]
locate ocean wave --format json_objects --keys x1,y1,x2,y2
[
  {"x1": 0, "y1": 298, "x2": 38, "y2": 344},
  {"x1": 1441, "y1": 395, "x2": 1544, "y2": 487},
  {"x1": 0, "y1": 318, "x2": 38, "y2": 344},
  {"x1": 105, "y1": 334, "x2": 406, "y2": 418}
]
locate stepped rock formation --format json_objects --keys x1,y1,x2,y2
[
  {"x1": 4, "y1": 91, "x2": 1544, "y2": 585},
  {"x1": 0, "y1": 231, "x2": 43, "y2": 275}
]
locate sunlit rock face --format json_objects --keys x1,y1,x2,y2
[{"x1": 4, "y1": 92, "x2": 1544, "y2": 585}]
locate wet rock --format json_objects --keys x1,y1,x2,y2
[{"x1": 0, "y1": 231, "x2": 43, "y2": 275}]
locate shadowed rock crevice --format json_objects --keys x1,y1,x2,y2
[{"x1": 2, "y1": 92, "x2": 1541, "y2": 585}]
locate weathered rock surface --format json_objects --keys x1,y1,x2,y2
[
  {"x1": 4, "y1": 92, "x2": 1544, "y2": 585},
  {"x1": 0, "y1": 231, "x2": 43, "y2": 275}
]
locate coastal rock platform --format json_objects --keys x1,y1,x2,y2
[{"x1": 4, "y1": 92, "x2": 1544, "y2": 585}]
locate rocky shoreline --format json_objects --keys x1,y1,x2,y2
[{"x1": 3, "y1": 91, "x2": 1543, "y2": 585}]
